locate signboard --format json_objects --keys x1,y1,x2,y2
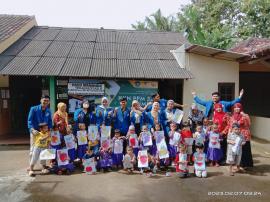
[{"x1": 68, "y1": 82, "x2": 104, "y2": 95}]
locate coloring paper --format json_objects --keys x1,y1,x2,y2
[
  {"x1": 64, "y1": 134, "x2": 76, "y2": 149},
  {"x1": 83, "y1": 158, "x2": 96, "y2": 174},
  {"x1": 179, "y1": 153, "x2": 188, "y2": 170},
  {"x1": 40, "y1": 149, "x2": 56, "y2": 160},
  {"x1": 173, "y1": 109, "x2": 184, "y2": 124},
  {"x1": 57, "y1": 149, "x2": 69, "y2": 166},
  {"x1": 77, "y1": 131, "x2": 88, "y2": 145},
  {"x1": 138, "y1": 150, "x2": 148, "y2": 168},
  {"x1": 209, "y1": 133, "x2": 220, "y2": 149},
  {"x1": 129, "y1": 133, "x2": 138, "y2": 148},
  {"x1": 157, "y1": 140, "x2": 169, "y2": 159},
  {"x1": 169, "y1": 132, "x2": 181, "y2": 146},
  {"x1": 184, "y1": 138, "x2": 194, "y2": 146},
  {"x1": 88, "y1": 125, "x2": 99, "y2": 141},
  {"x1": 154, "y1": 131, "x2": 165, "y2": 144},
  {"x1": 194, "y1": 152, "x2": 206, "y2": 171},
  {"x1": 50, "y1": 131, "x2": 61, "y2": 146},
  {"x1": 142, "y1": 132, "x2": 153, "y2": 146},
  {"x1": 113, "y1": 139, "x2": 123, "y2": 154},
  {"x1": 101, "y1": 126, "x2": 111, "y2": 138}
]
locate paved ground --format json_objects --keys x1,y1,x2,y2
[{"x1": 0, "y1": 140, "x2": 270, "y2": 202}]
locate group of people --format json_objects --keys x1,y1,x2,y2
[{"x1": 27, "y1": 90, "x2": 253, "y2": 178}]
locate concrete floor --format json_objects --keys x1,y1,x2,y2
[{"x1": 0, "y1": 140, "x2": 270, "y2": 202}]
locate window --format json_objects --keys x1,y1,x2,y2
[{"x1": 218, "y1": 83, "x2": 235, "y2": 101}]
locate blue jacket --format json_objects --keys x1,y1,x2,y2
[
  {"x1": 130, "y1": 111, "x2": 146, "y2": 128},
  {"x1": 95, "y1": 105, "x2": 114, "y2": 127},
  {"x1": 194, "y1": 96, "x2": 241, "y2": 117},
  {"x1": 74, "y1": 108, "x2": 96, "y2": 133},
  {"x1": 145, "y1": 111, "x2": 165, "y2": 131},
  {"x1": 27, "y1": 105, "x2": 52, "y2": 131},
  {"x1": 113, "y1": 107, "x2": 131, "y2": 135}
]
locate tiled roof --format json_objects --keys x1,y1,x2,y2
[
  {"x1": 0, "y1": 14, "x2": 35, "y2": 42},
  {"x1": 0, "y1": 26, "x2": 193, "y2": 79},
  {"x1": 230, "y1": 38, "x2": 270, "y2": 54}
]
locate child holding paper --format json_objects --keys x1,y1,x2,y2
[
  {"x1": 181, "y1": 122, "x2": 193, "y2": 164},
  {"x1": 126, "y1": 125, "x2": 139, "y2": 157},
  {"x1": 175, "y1": 144, "x2": 189, "y2": 178},
  {"x1": 88, "y1": 125, "x2": 100, "y2": 156},
  {"x1": 226, "y1": 123, "x2": 246, "y2": 176},
  {"x1": 168, "y1": 122, "x2": 181, "y2": 162},
  {"x1": 82, "y1": 147, "x2": 97, "y2": 175},
  {"x1": 112, "y1": 129, "x2": 125, "y2": 169},
  {"x1": 207, "y1": 123, "x2": 223, "y2": 167},
  {"x1": 98, "y1": 146, "x2": 113, "y2": 172},
  {"x1": 29, "y1": 123, "x2": 51, "y2": 177},
  {"x1": 64, "y1": 125, "x2": 77, "y2": 162},
  {"x1": 123, "y1": 146, "x2": 136, "y2": 173},
  {"x1": 76, "y1": 123, "x2": 88, "y2": 160},
  {"x1": 193, "y1": 125, "x2": 206, "y2": 146},
  {"x1": 139, "y1": 125, "x2": 153, "y2": 154},
  {"x1": 193, "y1": 143, "x2": 207, "y2": 178},
  {"x1": 152, "y1": 123, "x2": 163, "y2": 157},
  {"x1": 50, "y1": 125, "x2": 62, "y2": 150}
]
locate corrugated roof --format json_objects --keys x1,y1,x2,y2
[
  {"x1": 0, "y1": 14, "x2": 35, "y2": 42},
  {"x1": 0, "y1": 26, "x2": 193, "y2": 79}
]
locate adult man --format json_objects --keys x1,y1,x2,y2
[
  {"x1": 27, "y1": 95, "x2": 52, "y2": 162},
  {"x1": 146, "y1": 93, "x2": 185, "y2": 111},
  {"x1": 113, "y1": 98, "x2": 131, "y2": 136},
  {"x1": 192, "y1": 89, "x2": 244, "y2": 119}
]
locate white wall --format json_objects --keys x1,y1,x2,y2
[
  {"x1": 183, "y1": 53, "x2": 239, "y2": 117},
  {"x1": 250, "y1": 116, "x2": 270, "y2": 141}
]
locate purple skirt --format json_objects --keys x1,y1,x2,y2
[
  {"x1": 77, "y1": 144, "x2": 88, "y2": 159},
  {"x1": 152, "y1": 144, "x2": 157, "y2": 156},
  {"x1": 133, "y1": 148, "x2": 139, "y2": 157},
  {"x1": 99, "y1": 158, "x2": 113, "y2": 168},
  {"x1": 207, "y1": 148, "x2": 223, "y2": 161},
  {"x1": 68, "y1": 148, "x2": 76, "y2": 162},
  {"x1": 59, "y1": 163, "x2": 75, "y2": 172},
  {"x1": 112, "y1": 153, "x2": 123, "y2": 166},
  {"x1": 169, "y1": 145, "x2": 178, "y2": 159}
]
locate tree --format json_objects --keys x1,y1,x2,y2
[{"x1": 131, "y1": 9, "x2": 177, "y2": 31}]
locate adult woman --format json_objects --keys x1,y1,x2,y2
[
  {"x1": 228, "y1": 103, "x2": 253, "y2": 168},
  {"x1": 130, "y1": 100, "x2": 146, "y2": 135},
  {"x1": 95, "y1": 97, "x2": 114, "y2": 129},
  {"x1": 187, "y1": 103, "x2": 204, "y2": 133},
  {"x1": 145, "y1": 102, "x2": 164, "y2": 132},
  {"x1": 73, "y1": 100, "x2": 96, "y2": 134},
  {"x1": 53, "y1": 102, "x2": 68, "y2": 135}
]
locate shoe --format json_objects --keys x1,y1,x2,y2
[
  {"x1": 41, "y1": 169, "x2": 49, "y2": 174},
  {"x1": 140, "y1": 169, "x2": 144, "y2": 174},
  {"x1": 28, "y1": 170, "x2": 35, "y2": 177},
  {"x1": 165, "y1": 172, "x2": 171, "y2": 177}
]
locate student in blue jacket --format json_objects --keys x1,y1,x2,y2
[
  {"x1": 130, "y1": 100, "x2": 149, "y2": 135},
  {"x1": 95, "y1": 97, "x2": 114, "y2": 129},
  {"x1": 145, "y1": 102, "x2": 165, "y2": 132},
  {"x1": 73, "y1": 100, "x2": 96, "y2": 135},
  {"x1": 192, "y1": 89, "x2": 244, "y2": 119},
  {"x1": 27, "y1": 95, "x2": 52, "y2": 162},
  {"x1": 113, "y1": 97, "x2": 131, "y2": 136}
]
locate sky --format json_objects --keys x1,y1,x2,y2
[{"x1": 1, "y1": 0, "x2": 190, "y2": 29}]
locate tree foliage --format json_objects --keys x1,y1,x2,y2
[{"x1": 132, "y1": 0, "x2": 270, "y2": 49}]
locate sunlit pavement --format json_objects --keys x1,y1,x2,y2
[{"x1": 0, "y1": 140, "x2": 270, "y2": 202}]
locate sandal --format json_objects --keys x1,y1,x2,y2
[
  {"x1": 41, "y1": 169, "x2": 49, "y2": 174},
  {"x1": 28, "y1": 170, "x2": 35, "y2": 177}
]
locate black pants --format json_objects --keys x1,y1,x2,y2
[
  {"x1": 241, "y1": 141, "x2": 253, "y2": 167},
  {"x1": 220, "y1": 137, "x2": 227, "y2": 163}
]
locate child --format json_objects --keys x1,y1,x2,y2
[
  {"x1": 152, "y1": 123, "x2": 163, "y2": 157},
  {"x1": 168, "y1": 122, "x2": 181, "y2": 163},
  {"x1": 139, "y1": 125, "x2": 153, "y2": 154},
  {"x1": 193, "y1": 143, "x2": 207, "y2": 178},
  {"x1": 88, "y1": 125, "x2": 100, "y2": 157},
  {"x1": 29, "y1": 123, "x2": 51, "y2": 177},
  {"x1": 65, "y1": 125, "x2": 77, "y2": 162},
  {"x1": 123, "y1": 146, "x2": 136, "y2": 173},
  {"x1": 226, "y1": 123, "x2": 246, "y2": 176},
  {"x1": 207, "y1": 123, "x2": 223, "y2": 167},
  {"x1": 175, "y1": 144, "x2": 189, "y2": 178},
  {"x1": 76, "y1": 123, "x2": 88, "y2": 160},
  {"x1": 50, "y1": 125, "x2": 62, "y2": 150},
  {"x1": 98, "y1": 147, "x2": 113, "y2": 172},
  {"x1": 181, "y1": 122, "x2": 193, "y2": 164},
  {"x1": 112, "y1": 129, "x2": 125, "y2": 169},
  {"x1": 82, "y1": 147, "x2": 97, "y2": 175},
  {"x1": 126, "y1": 125, "x2": 139, "y2": 157},
  {"x1": 193, "y1": 125, "x2": 206, "y2": 146}
]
